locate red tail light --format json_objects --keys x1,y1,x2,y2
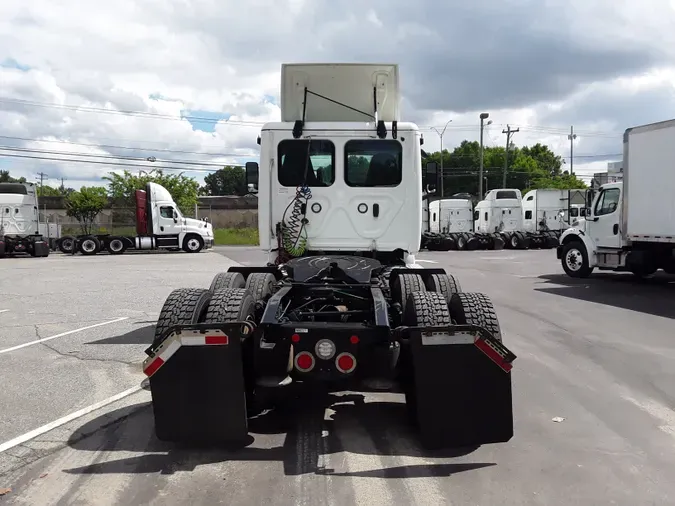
[
  {"x1": 336, "y1": 352, "x2": 356, "y2": 374},
  {"x1": 294, "y1": 351, "x2": 315, "y2": 372}
]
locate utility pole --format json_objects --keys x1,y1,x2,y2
[
  {"x1": 479, "y1": 112, "x2": 491, "y2": 198},
  {"x1": 431, "y1": 119, "x2": 452, "y2": 197},
  {"x1": 502, "y1": 125, "x2": 519, "y2": 187},
  {"x1": 37, "y1": 171, "x2": 48, "y2": 193},
  {"x1": 568, "y1": 126, "x2": 577, "y2": 175}
]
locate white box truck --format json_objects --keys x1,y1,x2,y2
[{"x1": 558, "y1": 119, "x2": 675, "y2": 277}]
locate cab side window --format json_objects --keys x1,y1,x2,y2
[
  {"x1": 595, "y1": 188, "x2": 620, "y2": 216},
  {"x1": 160, "y1": 206, "x2": 174, "y2": 219}
]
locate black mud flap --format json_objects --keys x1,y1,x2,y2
[
  {"x1": 404, "y1": 324, "x2": 516, "y2": 449},
  {"x1": 33, "y1": 241, "x2": 50, "y2": 257},
  {"x1": 142, "y1": 322, "x2": 254, "y2": 447}
]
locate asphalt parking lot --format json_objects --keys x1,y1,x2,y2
[{"x1": 1, "y1": 247, "x2": 674, "y2": 505}]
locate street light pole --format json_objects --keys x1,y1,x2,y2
[
  {"x1": 431, "y1": 119, "x2": 452, "y2": 198},
  {"x1": 478, "y1": 113, "x2": 490, "y2": 199}
]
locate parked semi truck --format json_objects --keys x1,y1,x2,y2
[
  {"x1": 428, "y1": 197, "x2": 505, "y2": 250},
  {"x1": 559, "y1": 119, "x2": 675, "y2": 277},
  {"x1": 522, "y1": 188, "x2": 587, "y2": 239},
  {"x1": 143, "y1": 63, "x2": 516, "y2": 450},
  {"x1": 0, "y1": 182, "x2": 50, "y2": 258},
  {"x1": 58, "y1": 182, "x2": 214, "y2": 255},
  {"x1": 474, "y1": 188, "x2": 559, "y2": 249}
]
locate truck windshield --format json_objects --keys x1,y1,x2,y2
[
  {"x1": 278, "y1": 140, "x2": 335, "y2": 187},
  {"x1": 345, "y1": 140, "x2": 402, "y2": 187},
  {"x1": 0, "y1": 184, "x2": 28, "y2": 195}
]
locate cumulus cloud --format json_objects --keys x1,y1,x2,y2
[{"x1": 0, "y1": 0, "x2": 674, "y2": 188}]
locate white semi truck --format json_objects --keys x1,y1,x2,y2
[
  {"x1": 522, "y1": 188, "x2": 588, "y2": 237},
  {"x1": 58, "y1": 182, "x2": 214, "y2": 255},
  {"x1": 559, "y1": 119, "x2": 675, "y2": 277},
  {"x1": 427, "y1": 197, "x2": 505, "y2": 250},
  {"x1": 143, "y1": 63, "x2": 516, "y2": 451},
  {"x1": 0, "y1": 182, "x2": 50, "y2": 258}
]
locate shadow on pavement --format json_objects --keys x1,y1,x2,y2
[
  {"x1": 535, "y1": 273, "x2": 675, "y2": 319},
  {"x1": 86, "y1": 324, "x2": 155, "y2": 345},
  {"x1": 63, "y1": 390, "x2": 490, "y2": 478}
]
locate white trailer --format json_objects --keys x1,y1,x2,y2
[
  {"x1": 559, "y1": 119, "x2": 675, "y2": 277},
  {"x1": 0, "y1": 182, "x2": 50, "y2": 258}
]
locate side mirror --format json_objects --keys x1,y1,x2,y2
[
  {"x1": 173, "y1": 210, "x2": 178, "y2": 223},
  {"x1": 245, "y1": 161, "x2": 259, "y2": 187},
  {"x1": 425, "y1": 161, "x2": 438, "y2": 191}
]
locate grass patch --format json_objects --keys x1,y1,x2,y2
[{"x1": 214, "y1": 228, "x2": 259, "y2": 246}]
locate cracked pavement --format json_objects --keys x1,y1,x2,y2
[{"x1": 1, "y1": 247, "x2": 674, "y2": 505}]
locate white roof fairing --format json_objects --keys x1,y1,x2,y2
[{"x1": 280, "y1": 63, "x2": 400, "y2": 123}]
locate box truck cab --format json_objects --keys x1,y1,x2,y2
[{"x1": 558, "y1": 119, "x2": 675, "y2": 278}]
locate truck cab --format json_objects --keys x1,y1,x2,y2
[
  {"x1": 429, "y1": 198, "x2": 473, "y2": 234},
  {"x1": 0, "y1": 182, "x2": 50, "y2": 258},
  {"x1": 245, "y1": 63, "x2": 422, "y2": 266},
  {"x1": 474, "y1": 189, "x2": 523, "y2": 234}
]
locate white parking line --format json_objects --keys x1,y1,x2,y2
[
  {"x1": 0, "y1": 309, "x2": 9, "y2": 313},
  {"x1": 0, "y1": 385, "x2": 143, "y2": 454},
  {"x1": 0, "y1": 317, "x2": 129, "y2": 355}
]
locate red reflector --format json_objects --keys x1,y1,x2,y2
[
  {"x1": 144, "y1": 357, "x2": 164, "y2": 377},
  {"x1": 205, "y1": 335, "x2": 228, "y2": 345},
  {"x1": 337, "y1": 353, "x2": 355, "y2": 372},
  {"x1": 349, "y1": 335, "x2": 359, "y2": 344},
  {"x1": 296, "y1": 353, "x2": 313, "y2": 370},
  {"x1": 474, "y1": 338, "x2": 512, "y2": 373},
  {"x1": 291, "y1": 333, "x2": 300, "y2": 343}
]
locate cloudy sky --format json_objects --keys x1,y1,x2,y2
[{"x1": 1, "y1": 0, "x2": 674, "y2": 190}]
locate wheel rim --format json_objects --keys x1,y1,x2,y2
[
  {"x1": 458, "y1": 237, "x2": 465, "y2": 248},
  {"x1": 511, "y1": 236, "x2": 518, "y2": 247},
  {"x1": 565, "y1": 248, "x2": 583, "y2": 271},
  {"x1": 82, "y1": 240, "x2": 96, "y2": 253},
  {"x1": 187, "y1": 238, "x2": 200, "y2": 251},
  {"x1": 62, "y1": 239, "x2": 73, "y2": 250},
  {"x1": 110, "y1": 239, "x2": 123, "y2": 252}
]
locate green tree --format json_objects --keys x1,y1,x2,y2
[
  {"x1": 37, "y1": 185, "x2": 62, "y2": 197},
  {"x1": 200, "y1": 166, "x2": 246, "y2": 196},
  {"x1": 65, "y1": 186, "x2": 108, "y2": 235},
  {"x1": 103, "y1": 169, "x2": 199, "y2": 215},
  {"x1": 0, "y1": 170, "x2": 26, "y2": 183},
  {"x1": 520, "y1": 143, "x2": 564, "y2": 176}
]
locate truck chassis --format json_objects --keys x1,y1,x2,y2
[
  {"x1": 55, "y1": 233, "x2": 210, "y2": 255},
  {"x1": 143, "y1": 255, "x2": 516, "y2": 449},
  {"x1": 0, "y1": 234, "x2": 50, "y2": 258}
]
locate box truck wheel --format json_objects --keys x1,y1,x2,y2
[
  {"x1": 561, "y1": 241, "x2": 593, "y2": 278},
  {"x1": 182, "y1": 234, "x2": 204, "y2": 253},
  {"x1": 153, "y1": 288, "x2": 212, "y2": 347}
]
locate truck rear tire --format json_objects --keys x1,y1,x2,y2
[
  {"x1": 153, "y1": 288, "x2": 211, "y2": 347},
  {"x1": 561, "y1": 241, "x2": 593, "y2": 278},
  {"x1": 400, "y1": 291, "x2": 452, "y2": 425},
  {"x1": 79, "y1": 236, "x2": 100, "y2": 255},
  {"x1": 203, "y1": 288, "x2": 257, "y2": 413},
  {"x1": 391, "y1": 273, "x2": 426, "y2": 315},
  {"x1": 106, "y1": 236, "x2": 127, "y2": 255},
  {"x1": 210, "y1": 272, "x2": 246, "y2": 292},
  {"x1": 58, "y1": 236, "x2": 75, "y2": 254},
  {"x1": 449, "y1": 292, "x2": 503, "y2": 341},
  {"x1": 425, "y1": 273, "x2": 462, "y2": 303},
  {"x1": 245, "y1": 273, "x2": 277, "y2": 304}
]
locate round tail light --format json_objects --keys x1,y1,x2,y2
[
  {"x1": 335, "y1": 352, "x2": 356, "y2": 374},
  {"x1": 294, "y1": 351, "x2": 315, "y2": 372}
]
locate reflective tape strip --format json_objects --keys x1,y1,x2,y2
[
  {"x1": 421, "y1": 332, "x2": 475, "y2": 346},
  {"x1": 143, "y1": 338, "x2": 181, "y2": 377},
  {"x1": 474, "y1": 337, "x2": 512, "y2": 373},
  {"x1": 181, "y1": 332, "x2": 229, "y2": 346}
]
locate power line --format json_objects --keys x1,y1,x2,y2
[
  {"x1": 0, "y1": 146, "x2": 232, "y2": 168},
  {"x1": 0, "y1": 152, "x2": 230, "y2": 173},
  {"x1": 0, "y1": 134, "x2": 255, "y2": 158}
]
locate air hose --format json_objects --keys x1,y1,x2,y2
[{"x1": 280, "y1": 184, "x2": 312, "y2": 256}]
